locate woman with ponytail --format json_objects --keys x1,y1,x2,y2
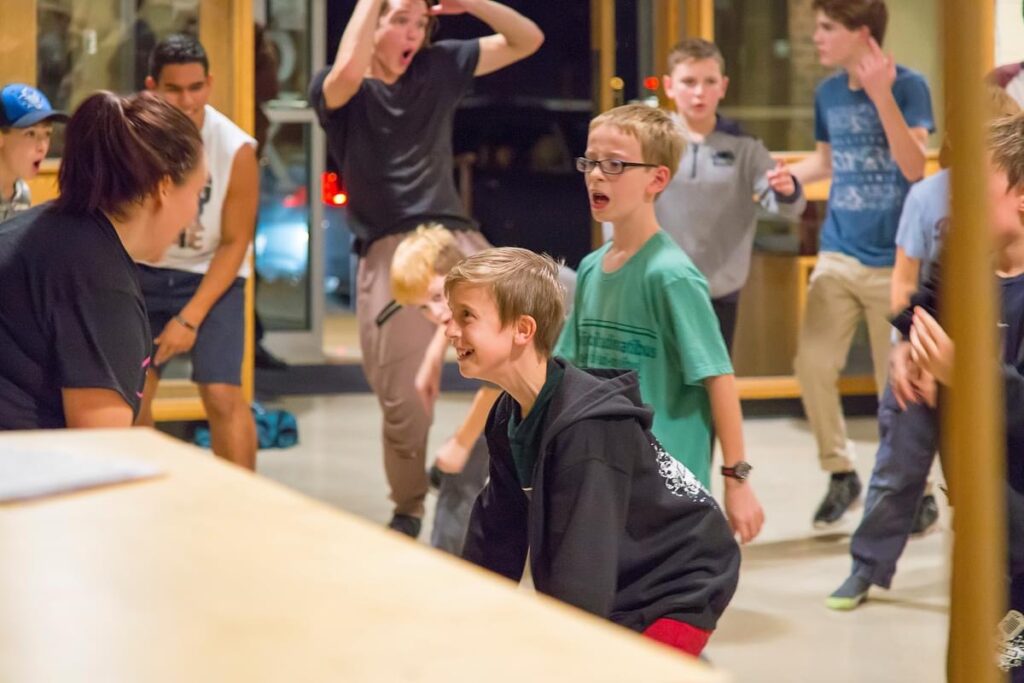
[{"x1": 0, "y1": 90, "x2": 206, "y2": 429}]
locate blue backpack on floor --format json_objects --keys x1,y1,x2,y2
[{"x1": 193, "y1": 402, "x2": 298, "y2": 450}]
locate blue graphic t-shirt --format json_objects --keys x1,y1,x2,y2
[{"x1": 815, "y1": 65, "x2": 934, "y2": 267}]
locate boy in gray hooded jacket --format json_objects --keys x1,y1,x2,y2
[{"x1": 656, "y1": 39, "x2": 806, "y2": 351}]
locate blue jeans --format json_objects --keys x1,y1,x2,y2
[
  {"x1": 850, "y1": 383, "x2": 939, "y2": 588},
  {"x1": 431, "y1": 436, "x2": 490, "y2": 556}
]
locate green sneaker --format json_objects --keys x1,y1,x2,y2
[{"x1": 826, "y1": 575, "x2": 870, "y2": 611}]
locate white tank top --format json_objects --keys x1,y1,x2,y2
[{"x1": 149, "y1": 105, "x2": 256, "y2": 278}]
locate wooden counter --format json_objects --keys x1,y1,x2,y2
[{"x1": 0, "y1": 429, "x2": 726, "y2": 683}]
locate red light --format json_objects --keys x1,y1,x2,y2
[
  {"x1": 644, "y1": 76, "x2": 660, "y2": 91},
  {"x1": 282, "y1": 186, "x2": 307, "y2": 208},
  {"x1": 321, "y1": 172, "x2": 347, "y2": 206}
]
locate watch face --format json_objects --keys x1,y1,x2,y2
[{"x1": 734, "y1": 462, "x2": 752, "y2": 479}]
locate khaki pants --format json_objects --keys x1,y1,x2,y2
[
  {"x1": 794, "y1": 252, "x2": 893, "y2": 473},
  {"x1": 357, "y1": 230, "x2": 491, "y2": 518}
]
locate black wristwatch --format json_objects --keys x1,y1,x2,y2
[{"x1": 721, "y1": 461, "x2": 752, "y2": 481}]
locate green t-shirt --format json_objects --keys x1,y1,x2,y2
[{"x1": 554, "y1": 231, "x2": 733, "y2": 486}]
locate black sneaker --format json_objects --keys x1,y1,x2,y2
[
  {"x1": 254, "y1": 343, "x2": 288, "y2": 370},
  {"x1": 813, "y1": 471, "x2": 863, "y2": 529},
  {"x1": 910, "y1": 493, "x2": 940, "y2": 535},
  {"x1": 387, "y1": 514, "x2": 422, "y2": 539}
]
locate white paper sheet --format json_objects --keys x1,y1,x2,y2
[{"x1": 0, "y1": 449, "x2": 162, "y2": 503}]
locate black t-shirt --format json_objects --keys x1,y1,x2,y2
[
  {"x1": 0, "y1": 204, "x2": 150, "y2": 429},
  {"x1": 1002, "y1": 272, "x2": 1024, "y2": 364},
  {"x1": 1002, "y1": 273, "x2": 1024, "y2": 498},
  {"x1": 309, "y1": 39, "x2": 481, "y2": 246}
]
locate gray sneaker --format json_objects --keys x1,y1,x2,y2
[
  {"x1": 910, "y1": 493, "x2": 940, "y2": 535},
  {"x1": 826, "y1": 574, "x2": 871, "y2": 611},
  {"x1": 813, "y1": 471, "x2": 863, "y2": 528}
]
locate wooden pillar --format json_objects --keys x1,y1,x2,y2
[
  {"x1": 684, "y1": 0, "x2": 713, "y2": 40},
  {"x1": 591, "y1": 0, "x2": 615, "y2": 114},
  {"x1": 654, "y1": 1, "x2": 682, "y2": 108},
  {"x1": 199, "y1": 0, "x2": 255, "y2": 406},
  {"x1": 943, "y1": 0, "x2": 1004, "y2": 680},
  {"x1": 590, "y1": 0, "x2": 615, "y2": 249},
  {"x1": 0, "y1": 1, "x2": 37, "y2": 85}
]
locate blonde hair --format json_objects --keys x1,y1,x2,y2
[
  {"x1": 391, "y1": 224, "x2": 467, "y2": 305},
  {"x1": 444, "y1": 247, "x2": 566, "y2": 357},
  {"x1": 989, "y1": 111, "x2": 1024, "y2": 191},
  {"x1": 939, "y1": 85, "x2": 1021, "y2": 168},
  {"x1": 986, "y1": 85, "x2": 1022, "y2": 120},
  {"x1": 589, "y1": 104, "x2": 684, "y2": 179}
]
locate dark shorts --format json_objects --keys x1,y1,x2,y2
[{"x1": 137, "y1": 264, "x2": 245, "y2": 386}]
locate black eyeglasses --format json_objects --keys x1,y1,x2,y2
[{"x1": 575, "y1": 157, "x2": 660, "y2": 175}]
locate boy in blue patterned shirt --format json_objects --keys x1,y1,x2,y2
[{"x1": 790, "y1": 0, "x2": 935, "y2": 528}]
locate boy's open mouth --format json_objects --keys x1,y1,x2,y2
[
  {"x1": 455, "y1": 347, "x2": 474, "y2": 361},
  {"x1": 32, "y1": 160, "x2": 42, "y2": 172},
  {"x1": 590, "y1": 191, "x2": 610, "y2": 210},
  {"x1": 401, "y1": 49, "x2": 414, "y2": 64}
]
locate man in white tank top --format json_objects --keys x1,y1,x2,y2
[{"x1": 135, "y1": 35, "x2": 258, "y2": 470}]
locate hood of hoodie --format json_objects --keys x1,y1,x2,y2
[{"x1": 541, "y1": 358, "x2": 653, "y2": 443}]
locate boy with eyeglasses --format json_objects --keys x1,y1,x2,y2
[{"x1": 555, "y1": 104, "x2": 764, "y2": 544}]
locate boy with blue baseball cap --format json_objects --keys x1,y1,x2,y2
[{"x1": 0, "y1": 84, "x2": 67, "y2": 222}]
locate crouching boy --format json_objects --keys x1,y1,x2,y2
[{"x1": 446, "y1": 247, "x2": 740, "y2": 657}]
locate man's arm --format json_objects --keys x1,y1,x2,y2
[
  {"x1": 909, "y1": 306, "x2": 954, "y2": 386},
  {"x1": 891, "y1": 248, "x2": 922, "y2": 314},
  {"x1": 321, "y1": 0, "x2": 383, "y2": 109},
  {"x1": 705, "y1": 373, "x2": 764, "y2": 544},
  {"x1": 63, "y1": 388, "x2": 133, "y2": 428},
  {"x1": 754, "y1": 146, "x2": 806, "y2": 220},
  {"x1": 433, "y1": 0, "x2": 543, "y2": 76},
  {"x1": 436, "y1": 386, "x2": 502, "y2": 473},
  {"x1": 875, "y1": 104, "x2": 928, "y2": 182},
  {"x1": 789, "y1": 142, "x2": 833, "y2": 185},
  {"x1": 857, "y1": 37, "x2": 929, "y2": 182},
  {"x1": 156, "y1": 145, "x2": 259, "y2": 366}
]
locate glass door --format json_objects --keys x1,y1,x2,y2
[{"x1": 256, "y1": 0, "x2": 330, "y2": 361}]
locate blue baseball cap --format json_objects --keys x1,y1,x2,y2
[{"x1": 0, "y1": 84, "x2": 68, "y2": 129}]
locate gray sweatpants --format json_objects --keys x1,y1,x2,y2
[{"x1": 431, "y1": 436, "x2": 490, "y2": 555}]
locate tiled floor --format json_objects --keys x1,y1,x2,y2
[{"x1": 256, "y1": 391, "x2": 950, "y2": 682}]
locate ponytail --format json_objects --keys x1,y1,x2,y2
[{"x1": 56, "y1": 91, "x2": 202, "y2": 217}]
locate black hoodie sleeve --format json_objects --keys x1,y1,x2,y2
[
  {"x1": 462, "y1": 407, "x2": 529, "y2": 581},
  {"x1": 540, "y1": 419, "x2": 634, "y2": 618}
]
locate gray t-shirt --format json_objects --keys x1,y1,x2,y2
[
  {"x1": 310, "y1": 40, "x2": 480, "y2": 249},
  {"x1": 0, "y1": 179, "x2": 31, "y2": 223}
]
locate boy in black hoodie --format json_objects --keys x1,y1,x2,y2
[{"x1": 445, "y1": 247, "x2": 740, "y2": 657}]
